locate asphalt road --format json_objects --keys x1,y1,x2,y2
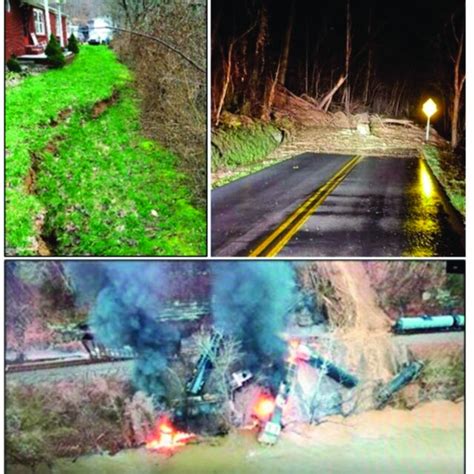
[{"x1": 211, "y1": 153, "x2": 464, "y2": 257}]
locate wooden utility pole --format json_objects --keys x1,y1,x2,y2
[{"x1": 277, "y1": 0, "x2": 295, "y2": 86}]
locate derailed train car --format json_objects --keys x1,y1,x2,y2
[{"x1": 393, "y1": 315, "x2": 465, "y2": 334}]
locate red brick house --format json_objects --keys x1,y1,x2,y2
[{"x1": 6, "y1": 0, "x2": 68, "y2": 60}]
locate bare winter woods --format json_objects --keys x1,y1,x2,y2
[
  {"x1": 212, "y1": 0, "x2": 465, "y2": 148},
  {"x1": 112, "y1": 1, "x2": 207, "y2": 203}
]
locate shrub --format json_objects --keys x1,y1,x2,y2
[
  {"x1": 67, "y1": 34, "x2": 80, "y2": 54},
  {"x1": 45, "y1": 34, "x2": 65, "y2": 69},
  {"x1": 6, "y1": 384, "x2": 66, "y2": 471},
  {"x1": 112, "y1": 1, "x2": 206, "y2": 206},
  {"x1": 7, "y1": 55, "x2": 22, "y2": 73},
  {"x1": 211, "y1": 120, "x2": 283, "y2": 172},
  {"x1": 123, "y1": 391, "x2": 155, "y2": 446},
  {"x1": 6, "y1": 376, "x2": 133, "y2": 468},
  {"x1": 420, "y1": 351, "x2": 464, "y2": 401}
]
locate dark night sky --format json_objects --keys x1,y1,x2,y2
[{"x1": 213, "y1": 0, "x2": 465, "y2": 128}]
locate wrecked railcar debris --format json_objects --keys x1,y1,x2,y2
[
  {"x1": 258, "y1": 341, "x2": 359, "y2": 445},
  {"x1": 186, "y1": 332, "x2": 224, "y2": 396},
  {"x1": 295, "y1": 344, "x2": 359, "y2": 389},
  {"x1": 258, "y1": 355, "x2": 298, "y2": 445},
  {"x1": 375, "y1": 361, "x2": 424, "y2": 408}
]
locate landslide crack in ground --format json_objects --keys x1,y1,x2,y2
[
  {"x1": 91, "y1": 89, "x2": 121, "y2": 119},
  {"x1": 24, "y1": 91, "x2": 121, "y2": 255}
]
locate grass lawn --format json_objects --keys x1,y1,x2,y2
[{"x1": 6, "y1": 46, "x2": 205, "y2": 256}]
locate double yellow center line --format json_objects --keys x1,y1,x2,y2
[{"x1": 249, "y1": 155, "x2": 363, "y2": 257}]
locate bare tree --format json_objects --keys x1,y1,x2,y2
[
  {"x1": 277, "y1": 0, "x2": 295, "y2": 86},
  {"x1": 112, "y1": 1, "x2": 207, "y2": 203},
  {"x1": 363, "y1": 8, "x2": 373, "y2": 104},
  {"x1": 214, "y1": 21, "x2": 257, "y2": 125},
  {"x1": 261, "y1": 60, "x2": 281, "y2": 120},
  {"x1": 449, "y1": 17, "x2": 465, "y2": 149},
  {"x1": 191, "y1": 330, "x2": 243, "y2": 403},
  {"x1": 62, "y1": 0, "x2": 109, "y2": 21},
  {"x1": 343, "y1": 0, "x2": 352, "y2": 114},
  {"x1": 112, "y1": 0, "x2": 164, "y2": 26},
  {"x1": 318, "y1": 75, "x2": 346, "y2": 112}
]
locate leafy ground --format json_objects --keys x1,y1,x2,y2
[
  {"x1": 6, "y1": 46, "x2": 205, "y2": 256},
  {"x1": 422, "y1": 145, "x2": 465, "y2": 217}
]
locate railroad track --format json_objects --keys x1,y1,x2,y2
[{"x1": 6, "y1": 356, "x2": 134, "y2": 374}]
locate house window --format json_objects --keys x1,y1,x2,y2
[{"x1": 33, "y1": 8, "x2": 45, "y2": 35}]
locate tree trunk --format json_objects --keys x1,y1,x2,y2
[
  {"x1": 214, "y1": 22, "x2": 257, "y2": 125},
  {"x1": 305, "y1": 17, "x2": 309, "y2": 94},
  {"x1": 363, "y1": 9, "x2": 372, "y2": 104},
  {"x1": 318, "y1": 75, "x2": 347, "y2": 111},
  {"x1": 212, "y1": 7, "x2": 222, "y2": 49},
  {"x1": 215, "y1": 43, "x2": 234, "y2": 126},
  {"x1": 277, "y1": 0, "x2": 295, "y2": 86},
  {"x1": 451, "y1": 30, "x2": 465, "y2": 149},
  {"x1": 246, "y1": 7, "x2": 268, "y2": 117},
  {"x1": 261, "y1": 60, "x2": 281, "y2": 120},
  {"x1": 344, "y1": 0, "x2": 352, "y2": 114},
  {"x1": 451, "y1": 92, "x2": 460, "y2": 148}
]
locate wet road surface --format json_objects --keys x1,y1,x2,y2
[{"x1": 211, "y1": 153, "x2": 464, "y2": 257}]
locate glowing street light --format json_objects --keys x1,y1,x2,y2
[{"x1": 422, "y1": 98, "x2": 437, "y2": 141}]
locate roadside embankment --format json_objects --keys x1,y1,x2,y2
[
  {"x1": 422, "y1": 145, "x2": 465, "y2": 217},
  {"x1": 211, "y1": 114, "x2": 290, "y2": 187}
]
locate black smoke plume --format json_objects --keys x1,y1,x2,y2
[
  {"x1": 66, "y1": 261, "x2": 178, "y2": 401},
  {"x1": 211, "y1": 261, "x2": 298, "y2": 390}
]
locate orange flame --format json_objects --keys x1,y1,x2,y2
[
  {"x1": 287, "y1": 339, "x2": 300, "y2": 364},
  {"x1": 146, "y1": 417, "x2": 195, "y2": 451},
  {"x1": 289, "y1": 339, "x2": 300, "y2": 349},
  {"x1": 254, "y1": 394, "x2": 275, "y2": 419}
]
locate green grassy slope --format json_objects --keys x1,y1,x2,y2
[
  {"x1": 6, "y1": 46, "x2": 205, "y2": 255},
  {"x1": 422, "y1": 145, "x2": 465, "y2": 218},
  {"x1": 212, "y1": 122, "x2": 283, "y2": 171}
]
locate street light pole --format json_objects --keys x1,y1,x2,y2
[{"x1": 426, "y1": 116, "x2": 430, "y2": 141}]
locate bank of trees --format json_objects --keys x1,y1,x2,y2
[{"x1": 212, "y1": 0, "x2": 465, "y2": 149}]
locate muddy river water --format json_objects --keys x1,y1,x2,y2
[{"x1": 10, "y1": 400, "x2": 463, "y2": 474}]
